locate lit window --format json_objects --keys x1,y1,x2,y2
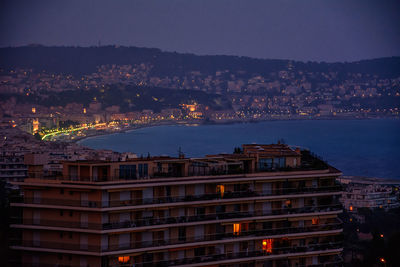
[
  {"x1": 349, "y1": 206, "x2": 353, "y2": 211},
  {"x1": 262, "y1": 239, "x2": 273, "y2": 253},
  {"x1": 312, "y1": 218, "x2": 320, "y2": 225},
  {"x1": 118, "y1": 256, "x2": 130, "y2": 263},
  {"x1": 233, "y1": 223, "x2": 240, "y2": 235},
  {"x1": 217, "y1": 185, "x2": 225, "y2": 197}
]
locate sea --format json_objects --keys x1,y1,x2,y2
[{"x1": 79, "y1": 119, "x2": 400, "y2": 180}]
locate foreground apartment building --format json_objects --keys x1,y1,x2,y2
[{"x1": 11, "y1": 144, "x2": 343, "y2": 267}]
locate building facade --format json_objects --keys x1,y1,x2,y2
[
  {"x1": 11, "y1": 144, "x2": 343, "y2": 267},
  {"x1": 0, "y1": 152, "x2": 27, "y2": 188},
  {"x1": 340, "y1": 176, "x2": 400, "y2": 212}
]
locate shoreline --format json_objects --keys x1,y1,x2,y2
[{"x1": 73, "y1": 116, "x2": 399, "y2": 145}]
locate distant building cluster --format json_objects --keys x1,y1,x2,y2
[{"x1": 340, "y1": 176, "x2": 400, "y2": 214}]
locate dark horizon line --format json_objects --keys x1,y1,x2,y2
[{"x1": 1, "y1": 43, "x2": 399, "y2": 65}]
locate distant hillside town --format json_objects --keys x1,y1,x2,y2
[{"x1": 0, "y1": 46, "x2": 399, "y2": 140}]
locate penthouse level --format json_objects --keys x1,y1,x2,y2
[{"x1": 11, "y1": 144, "x2": 343, "y2": 267}]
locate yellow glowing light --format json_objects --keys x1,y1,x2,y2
[
  {"x1": 32, "y1": 107, "x2": 36, "y2": 114},
  {"x1": 262, "y1": 239, "x2": 273, "y2": 253},
  {"x1": 349, "y1": 206, "x2": 353, "y2": 211}
]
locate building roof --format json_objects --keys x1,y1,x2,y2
[{"x1": 242, "y1": 143, "x2": 301, "y2": 157}]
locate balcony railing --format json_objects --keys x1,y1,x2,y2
[
  {"x1": 113, "y1": 242, "x2": 342, "y2": 267},
  {"x1": 15, "y1": 260, "x2": 343, "y2": 267},
  {"x1": 14, "y1": 185, "x2": 342, "y2": 208},
  {"x1": 13, "y1": 203, "x2": 342, "y2": 231},
  {"x1": 13, "y1": 221, "x2": 341, "y2": 253},
  {"x1": 112, "y1": 254, "x2": 343, "y2": 267},
  {"x1": 12, "y1": 241, "x2": 342, "y2": 266}
]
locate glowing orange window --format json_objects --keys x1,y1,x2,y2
[
  {"x1": 312, "y1": 218, "x2": 320, "y2": 225},
  {"x1": 118, "y1": 256, "x2": 130, "y2": 263},
  {"x1": 262, "y1": 239, "x2": 273, "y2": 253},
  {"x1": 217, "y1": 185, "x2": 225, "y2": 197},
  {"x1": 233, "y1": 223, "x2": 240, "y2": 235}
]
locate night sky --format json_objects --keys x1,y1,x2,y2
[{"x1": 0, "y1": 0, "x2": 399, "y2": 62}]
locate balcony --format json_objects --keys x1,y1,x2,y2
[
  {"x1": 13, "y1": 203, "x2": 342, "y2": 231},
  {"x1": 12, "y1": 241, "x2": 342, "y2": 266},
  {"x1": 18, "y1": 221, "x2": 342, "y2": 253},
  {"x1": 13, "y1": 185, "x2": 342, "y2": 209}
]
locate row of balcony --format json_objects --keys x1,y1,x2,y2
[
  {"x1": 13, "y1": 242, "x2": 342, "y2": 266},
  {"x1": 14, "y1": 204, "x2": 342, "y2": 230},
  {"x1": 118, "y1": 243, "x2": 342, "y2": 267},
  {"x1": 13, "y1": 222, "x2": 342, "y2": 253},
  {"x1": 15, "y1": 185, "x2": 341, "y2": 208},
  {"x1": 17, "y1": 261, "x2": 343, "y2": 267}
]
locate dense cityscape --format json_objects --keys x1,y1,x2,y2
[
  {"x1": 1, "y1": 1, "x2": 400, "y2": 267},
  {"x1": 0, "y1": 47, "x2": 399, "y2": 141}
]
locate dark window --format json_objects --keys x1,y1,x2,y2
[
  {"x1": 69, "y1": 191, "x2": 73, "y2": 195},
  {"x1": 138, "y1": 164, "x2": 143, "y2": 178},
  {"x1": 144, "y1": 164, "x2": 148, "y2": 177},
  {"x1": 195, "y1": 207, "x2": 205, "y2": 216},
  {"x1": 60, "y1": 189, "x2": 64, "y2": 194},
  {"x1": 216, "y1": 205, "x2": 225, "y2": 214},
  {"x1": 263, "y1": 221, "x2": 272, "y2": 230},
  {"x1": 194, "y1": 247, "x2": 206, "y2": 256},
  {"x1": 119, "y1": 165, "x2": 137, "y2": 180},
  {"x1": 216, "y1": 224, "x2": 225, "y2": 234},
  {"x1": 178, "y1": 227, "x2": 186, "y2": 241},
  {"x1": 234, "y1": 204, "x2": 241, "y2": 212},
  {"x1": 60, "y1": 210, "x2": 64, "y2": 216},
  {"x1": 69, "y1": 211, "x2": 73, "y2": 217},
  {"x1": 259, "y1": 158, "x2": 273, "y2": 170},
  {"x1": 234, "y1": 184, "x2": 241, "y2": 192},
  {"x1": 138, "y1": 163, "x2": 148, "y2": 178},
  {"x1": 275, "y1": 157, "x2": 286, "y2": 168}
]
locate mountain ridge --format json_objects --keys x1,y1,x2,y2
[{"x1": 1, "y1": 45, "x2": 399, "y2": 78}]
